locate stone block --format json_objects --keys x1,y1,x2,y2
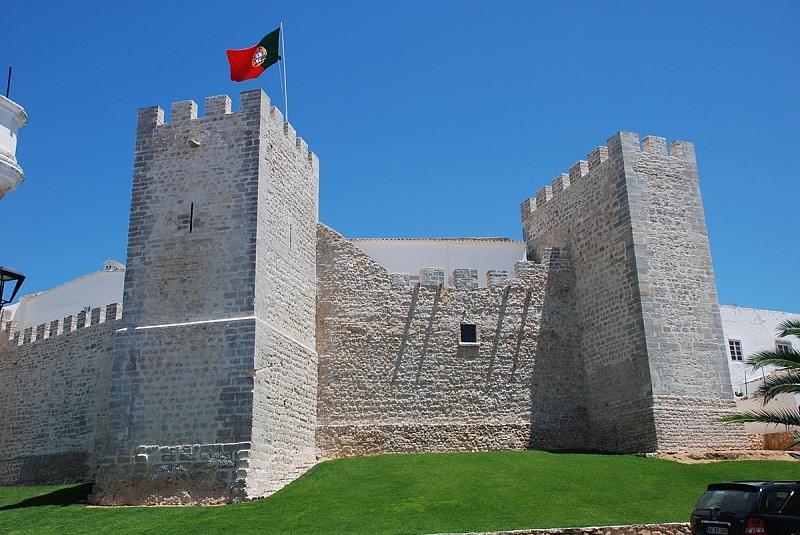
[{"x1": 419, "y1": 267, "x2": 444, "y2": 287}]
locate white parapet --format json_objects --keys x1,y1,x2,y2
[{"x1": 0, "y1": 95, "x2": 28, "y2": 199}]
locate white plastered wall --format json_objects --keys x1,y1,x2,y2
[
  {"x1": 351, "y1": 238, "x2": 526, "y2": 287},
  {"x1": 720, "y1": 305, "x2": 800, "y2": 434}
]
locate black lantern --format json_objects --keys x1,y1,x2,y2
[{"x1": 0, "y1": 266, "x2": 25, "y2": 313}]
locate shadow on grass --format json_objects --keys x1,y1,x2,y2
[
  {"x1": 0, "y1": 483, "x2": 93, "y2": 510},
  {"x1": 541, "y1": 449, "x2": 624, "y2": 455}
]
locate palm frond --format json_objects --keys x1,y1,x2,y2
[
  {"x1": 754, "y1": 369, "x2": 800, "y2": 402},
  {"x1": 776, "y1": 318, "x2": 800, "y2": 338},
  {"x1": 787, "y1": 431, "x2": 800, "y2": 450},
  {"x1": 720, "y1": 408, "x2": 800, "y2": 428},
  {"x1": 745, "y1": 348, "x2": 800, "y2": 370}
]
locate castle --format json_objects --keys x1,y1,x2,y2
[{"x1": 0, "y1": 89, "x2": 748, "y2": 505}]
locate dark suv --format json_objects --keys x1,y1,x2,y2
[{"x1": 691, "y1": 481, "x2": 800, "y2": 535}]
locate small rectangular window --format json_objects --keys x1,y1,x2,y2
[
  {"x1": 460, "y1": 323, "x2": 478, "y2": 345},
  {"x1": 776, "y1": 340, "x2": 792, "y2": 354},
  {"x1": 728, "y1": 339, "x2": 743, "y2": 361}
]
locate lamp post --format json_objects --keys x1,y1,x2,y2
[{"x1": 0, "y1": 266, "x2": 25, "y2": 314}]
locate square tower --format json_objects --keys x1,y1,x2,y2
[
  {"x1": 91, "y1": 90, "x2": 319, "y2": 505},
  {"x1": 521, "y1": 132, "x2": 747, "y2": 453}
]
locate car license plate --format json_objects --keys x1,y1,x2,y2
[{"x1": 706, "y1": 527, "x2": 727, "y2": 535}]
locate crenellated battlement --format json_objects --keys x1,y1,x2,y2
[
  {"x1": 517, "y1": 129, "x2": 743, "y2": 453},
  {"x1": 96, "y1": 84, "x2": 322, "y2": 503},
  {"x1": 0, "y1": 91, "x2": 748, "y2": 495},
  {"x1": 387, "y1": 265, "x2": 538, "y2": 289},
  {"x1": 2, "y1": 303, "x2": 122, "y2": 347},
  {"x1": 520, "y1": 132, "x2": 695, "y2": 217},
  {"x1": 135, "y1": 90, "x2": 318, "y2": 171},
  {"x1": 388, "y1": 249, "x2": 571, "y2": 290}
]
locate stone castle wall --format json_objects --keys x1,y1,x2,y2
[
  {"x1": 523, "y1": 135, "x2": 656, "y2": 451},
  {"x1": 625, "y1": 135, "x2": 745, "y2": 450},
  {"x1": 0, "y1": 304, "x2": 120, "y2": 485},
  {"x1": 521, "y1": 132, "x2": 747, "y2": 452},
  {"x1": 91, "y1": 90, "x2": 319, "y2": 505},
  {"x1": 315, "y1": 225, "x2": 587, "y2": 457},
  {"x1": 95, "y1": 320, "x2": 258, "y2": 505},
  {"x1": 250, "y1": 92, "x2": 319, "y2": 498},
  {"x1": 0, "y1": 100, "x2": 754, "y2": 504},
  {"x1": 91, "y1": 92, "x2": 267, "y2": 505}
]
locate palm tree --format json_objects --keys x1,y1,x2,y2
[{"x1": 720, "y1": 318, "x2": 800, "y2": 448}]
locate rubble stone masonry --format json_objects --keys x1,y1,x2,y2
[{"x1": 315, "y1": 225, "x2": 588, "y2": 456}]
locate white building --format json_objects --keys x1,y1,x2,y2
[
  {"x1": 0, "y1": 94, "x2": 27, "y2": 199},
  {"x1": 720, "y1": 305, "x2": 798, "y2": 396},
  {"x1": 7, "y1": 260, "x2": 124, "y2": 330},
  {"x1": 720, "y1": 305, "x2": 800, "y2": 436},
  {"x1": 351, "y1": 237, "x2": 527, "y2": 287}
]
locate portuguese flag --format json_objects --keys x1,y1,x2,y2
[{"x1": 226, "y1": 27, "x2": 282, "y2": 82}]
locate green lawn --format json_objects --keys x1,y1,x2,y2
[{"x1": 1, "y1": 450, "x2": 798, "y2": 535}]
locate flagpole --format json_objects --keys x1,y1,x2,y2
[
  {"x1": 280, "y1": 22, "x2": 288, "y2": 123},
  {"x1": 5, "y1": 67, "x2": 11, "y2": 99}
]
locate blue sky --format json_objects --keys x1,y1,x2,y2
[{"x1": 2, "y1": 1, "x2": 798, "y2": 312}]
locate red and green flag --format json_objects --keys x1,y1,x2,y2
[{"x1": 226, "y1": 27, "x2": 281, "y2": 82}]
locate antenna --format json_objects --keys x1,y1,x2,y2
[{"x1": 5, "y1": 67, "x2": 11, "y2": 99}]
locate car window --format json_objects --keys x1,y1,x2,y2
[
  {"x1": 696, "y1": 489, "x2": 758, "y2": 513},
  {"x1": 780, "y1": 492, "x2": 800, "y2": 515},
  {"x1": 762, "y1": 490, "x2": 791, "y2": 513}
]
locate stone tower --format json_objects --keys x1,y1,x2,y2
[
  {"x1": 521, "y1": 132, "x2": 747, "y2": 453},
  {"x1": 0, "y1": 94, "x2": 27, "y2": 199},
  {"x1": 91, "y1": 90, "x2": 319, "y2": 505}
]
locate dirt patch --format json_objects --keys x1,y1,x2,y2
[{"x1": 659, "y1": 450, "x2": 798, "y2": 463}]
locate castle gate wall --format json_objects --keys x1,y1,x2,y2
[
  {"x1": 315, "y1": 225, "x2": 587, "y2": 457},
  {"x1": 521, "y1": 132, "x2": 746, "y2": 452},
  {"x1": 0, "y1": 305, "x2": 119, "y2": 485}
]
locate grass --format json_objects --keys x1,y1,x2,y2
[{"x1": 1, "y1": 450, "x2": 798, "y2": 534}]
